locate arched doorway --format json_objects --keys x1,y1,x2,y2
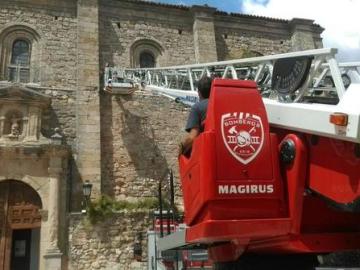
[{"x1": 0, "y1": 180, "x2": 42, "y2": 270}]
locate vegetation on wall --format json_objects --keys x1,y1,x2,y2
[
  {"x1": 86, "y1": 195, "x2": 172, "y2": 224},
  {"x1": 242, "y1": 48, "x2": 263, "y2": 58}
]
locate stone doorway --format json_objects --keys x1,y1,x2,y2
[{"x1": 0, "y1": 180, "x2": 42, "y2": 270}]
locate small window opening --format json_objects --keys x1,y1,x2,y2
[
  {"x1": 139, "y1": 51, "x2": 155, "y2": 68},
  {"x1": 224, "y1": 33, "x2": 228, "y2": 39},
  {"x1": 54, "y1": 16, "x2": 58, "y2": 20},
  {"x1": 178, "y1": 29, "x2": 182, "y2": 35},
  {"x1": 116, "y1": 22, "x2": 121, "y2": 29}
]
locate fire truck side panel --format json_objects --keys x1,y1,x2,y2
[
  {"x1": 179, "y1": 79, "x2": 360, "y2": 262},
  {"x1": 308, "y1": 136, "x2": 360, "y2": 204}
]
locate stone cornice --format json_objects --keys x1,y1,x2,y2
[
  {"x1": 0, "y1": 144, "x2": 70, "y2": 159},
  {"x1": 0, "y1": 83, "x2": 51, "y2": 107},
  {"x1": 191, "y1": 5, "x2": 217, "y2": 19}
]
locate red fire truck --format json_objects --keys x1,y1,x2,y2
[{"x1": 108, "y1": 48, "x2": 360, "y2": 269}]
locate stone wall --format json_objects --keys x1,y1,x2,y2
[
  {"x1": 0, "y1": 83, "x2": 77, "y2": 145},
  {"x1": 68, "y1": 212, "x2": 151, "y2": 270},
  {"x1": 215, "y1": 28, "x2": 292, "y2": 60},
  {"x1": 100, "y1": 91, "x2": 188, "y2": 203},
  {"x1": 0, "y1": 0, "x2": 77, "y2": 89},
  {"x1": 38, "y1": 88, "x2": 77, "y2": 143},
  {"x1": 99, "y1": 0, "x2": 195, "y2": 69},
  {"x1": 0, "y1": 1, "x2": 84, "y2": 212},
  {"x1": 192, "y1": 6, "x2": 218, "y2": 63},
  {"x1": 38, "y1": 87, "x2": 78, "y2": 214},
  {"x1": 289, "y1": 18, "x2": 324, "y2": 51},
  {"x1": 75, "y1": 0, "x2": 102, "y2": 202},
  {"x1": 214, "y1": 15, "x2": 293, "y2": 60}
]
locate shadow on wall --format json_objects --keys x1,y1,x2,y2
[
  {"x1": 115, "y1": 95, "x2": 170, "y2": 188},
  {"x1": 100, "y1": 92, "x2": 115, "y2": 196},
  {"x1": 42, "y1": 107, "x2": 62, "y2": 139},
  {"x1": 42, "y1": 101, "x2": 82, "y2": 211},
  {"x1": 100, "y1": 92, "x2": 170, "y2": 197},
  {"x1": 98, "y1": 6, "x2": 126, "y2": 71},
  {"x1": 216, "y1": 34, "x2": 230, "y2": 61}
]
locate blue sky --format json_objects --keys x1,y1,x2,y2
[
  {"x1": 149, "y1": 0, "x2": 360, "y2": 61},
  {"x1": 152, "y1": 0, "x2": 244, "y2": 13}
]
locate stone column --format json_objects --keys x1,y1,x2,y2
[
  {"x1": 290, "y1": 18, "x2": 324, "y2": 51},
  {"x1": 27, "y1": 106, "x2": 40, "y2": 141},
  {"x1": 76, "y1": 0, "x2": 101, "y2": 201},
  {"x1": 44, "y1": 156, "x2": 63, "y2": 270},
  {"x1": 22, "y1": 116, "x2": 29, "y2": 139},
  {"x1": 191, "y1": 5, "x2": 218, "y2": 63},
  {"x1": 0, "y1": 116, "x2": 5, "y2": 137}
]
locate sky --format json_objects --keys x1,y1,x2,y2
[{"x1": 147, "y1": 0, "x2": 360, "y2": 62}]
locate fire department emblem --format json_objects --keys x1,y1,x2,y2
[{"x1": 221, "y1": 112, "x2": 264, "y2": 164}]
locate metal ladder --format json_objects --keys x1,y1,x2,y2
[{"x1": 105, "y1": 48, "x2": 360, "y2": 144}]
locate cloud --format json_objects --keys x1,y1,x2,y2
[{"x1": 242, "y1": 0, "x2": 360, "y2": 61}]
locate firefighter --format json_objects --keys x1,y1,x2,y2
[{"x1": 178, "y1": 76, "x2": 213, "y2": 157}]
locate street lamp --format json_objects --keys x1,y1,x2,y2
[{"x1": 82, "y1": 180, "x2": 93, "y2": 213}]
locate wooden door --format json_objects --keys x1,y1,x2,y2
[
  {"x1": 0, "y1": 183, "x2": 11, "y2": 270},
  {"x1": 0, "y1": 181, "x2": 42, "y2": 270}
]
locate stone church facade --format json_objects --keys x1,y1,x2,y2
[{"x1": 0, "y1": 0, "x2": 323, "y2": 269}]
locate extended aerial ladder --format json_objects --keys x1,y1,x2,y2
[
  {"x1": 105, "y1": 48, "x2": 360, "y2": 269},
  {"x1": 105, "y1": 48, "x2": 360, "y2": 143}
]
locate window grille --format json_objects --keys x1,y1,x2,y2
[{"x1": 8, "y1": 39, "x2": 30, "y2": 82}]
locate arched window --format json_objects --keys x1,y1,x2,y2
[
  {"x1": 8, "y1": 39, "x2": 30, "y2": 82},
  {"x1": 139, "y1": 51, "x2": 155, "y2": 68},
  {"x1": 130, "y1": 39, "x2": 163, "y2": 68},
  {"x1": 11, "y1": 40, "x2": 30, "y2": 65},
  {"x1": 0, "y1": 25, "x2": 40, "y2": 83}
]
